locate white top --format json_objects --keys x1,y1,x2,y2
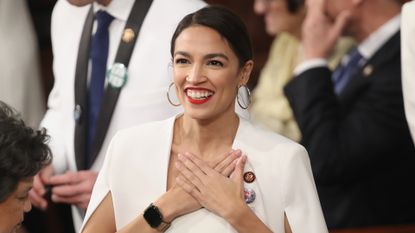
[
  {"x1": 82, "y1": 115, "x2": 328, "y2": 233},
  {"x1": 402, "y1": 1, "x2": 415, "y2": 145}
]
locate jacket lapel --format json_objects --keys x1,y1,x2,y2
[{"x1": 339, "y1": 32, "x2": 400, "y2": 102}]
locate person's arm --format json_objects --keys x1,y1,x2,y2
[{"x1": 81, "y1": 150, "x2": 242, "y2": 232}]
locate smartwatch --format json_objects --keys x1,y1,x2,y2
[{"x1": 143, "y1": 203, "x2": 171, "y2": 231}]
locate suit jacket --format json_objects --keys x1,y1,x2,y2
[
  {"x1": 402, "y1": 2, "x2": 415, "y2": 144},
  {"x1": 41, "y1": 0, "x2": 206, "y2": 229},
  {"x1": 81, "y1": 115, "x2": 328, "y2": 233},
  {"x1": 0, "y1": 0, "x2": 44, "y2": 128},
  {"x1": 285, "y1": 32, "x2": 415, "y2": 228}
]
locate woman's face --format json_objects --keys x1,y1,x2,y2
[
  {"x1": 0, "y1": 178, "x2": 33, "y2": 233},
  {"x1": 254, "y1": 0, "x2": 305, "y2": 36},
  {"x1": 172, "y1": 26, "x2": 252, "y2": 121}
]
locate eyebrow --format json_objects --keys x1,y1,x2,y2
[{"x1": 174, "y1": 51, "x2": 229, "y2": 61}]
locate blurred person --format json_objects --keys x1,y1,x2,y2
[
  {"x1": 249, "y1": 0, "x2": 353, "y2": 141},
  {"x1": 402, "y1": 0, "x2": 415, "y2": 144},
  {"x1": 80, "y1": 6, "x2": 327, "y2": 233},
  {"x1": 0, "y1": 0, "x2": 45, "y2": 128},
  {"x1": 29, "y1": 0, "x2": 206, "y2": 231},
  {"x1": 0, "y1": 101, "x2": 51, "y2": 233},
  {"x1": 284, "y1": 0, "x2": 415, "y2": 229}
]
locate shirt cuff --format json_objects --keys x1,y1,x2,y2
[{"x1": 293, "y1": 59, "x2": 328, "y2": 76}]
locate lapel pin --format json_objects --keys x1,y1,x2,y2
[
  {"x1": 243, "y1": 171, "x2": 256, "y2": 183},
  {"x1": 244, "y1": 188, "x2": 256, "y2": 204},
  {"x1": 362, "y1": 65, "x2": 374, "y2": 77},
  {"x1": 106, "y1": 63, "x2": 128, "y2": 89},
  {"x1": 122, "y1": 28, "x2": 135, "y2": 43}
]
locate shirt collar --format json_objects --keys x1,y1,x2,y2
[
  {"x1": 358, "y1": 14, "x2": 401, "y2": 59},
  {"x1": 93, "y1": 0, "x2": 135, "y2": 22}
]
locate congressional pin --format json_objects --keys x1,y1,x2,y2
[
  {"x1": 243, "y1": 171, "x2": 256, "y2": 183},
  {"x1": 107, "y1": 63, "x2": 128, "y2": 88},
  {"x1": 362, "y1": 65, "x2": 373, "y2": 77},
  {"x1": 244, "y1": 188, "x2": 256, "y2": 204},
  {"x1": 74, "y1": 104, "x2": 82, "y2": 123},
  {"x1": 122, "y1": 28, "x2": 135, "y2": 43}
]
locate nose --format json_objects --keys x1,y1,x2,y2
[
  {"x1": 186, "y1": 64, "x2": 206, "y2": 84},
  {"x1": 24, "y1": 199, "x2": 32, "y2": 213}
]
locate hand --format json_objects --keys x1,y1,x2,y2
[
  {"x1": 29, "y1": 164, "x2": 54, "y2": 210},
  {"x1": 158, "y1": 150, "x2": 242, "y2": 222},
  {"x1": 302, "y1": 0, "x2": 351, "y2": 60},
  {"x1": 48, "y1": 170, "x2": 98, "y2": 210},
  {"x1": 175, "y1": 152, "x2": 247, "y2": 219}
]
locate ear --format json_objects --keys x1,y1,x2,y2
[{"x1": 239, "y1": 60, "x2": 254, "y2": 86}]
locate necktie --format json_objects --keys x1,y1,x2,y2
[
  {"x1": 332, "y1": 47, "x2": 364, "y2": 95},
  {"x1": 87, "y1": 10, "x2": 114, "y2": 166}
]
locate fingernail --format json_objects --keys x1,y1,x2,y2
[{"x1": 178, "y1": 154, "x2": 183, "y2": 160}]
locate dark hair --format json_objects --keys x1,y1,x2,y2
[
  {"x1": 0, "y1": 101, "x2": 52, "y2": 202},
  {"x1": 170, "y1": 5, "x2": 253, "y2": 67},
  {"x1": 286, "y1": 0, "x2": 304, "y2": 13}
]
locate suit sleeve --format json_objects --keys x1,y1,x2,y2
[{"x1": 284, "y1": 64, "x2": 411, "y2": 185}]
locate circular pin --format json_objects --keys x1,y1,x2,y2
[
  {"x1": 243, "y1": 171, "x2": 256, "y2": 183},
  {"x1": 122, "y1": 28, "x2": 135, "y2": 43},
  {"x1": 74, "y1": 104, "x2": 82, "y2": 123},
  {"x1": 244, "y1": 188, "x2": 256, "y2": 204},
  {"x1": 362, "y1": 65, "x2": 373, "y2": 77},
  {"x1": 107, "y1": 63, "x2": 128, "y2": 88}
]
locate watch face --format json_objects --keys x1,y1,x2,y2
[{"x1": 144, "y1": 204, "x2": 162, "y2": 228}]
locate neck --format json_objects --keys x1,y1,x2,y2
[
  {"x1": 97, "y1": 0, "x2": 111, "y2": 6},
  {"x1": 175, "y1": 111, "x2": 239, "y2": 160},
  {"x1": 352, "y1": 2, "x2": 400, "y2": 42}
]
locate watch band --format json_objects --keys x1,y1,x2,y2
[{"x1": 143, "y1": 203, "x2": 171, "y2": 232}]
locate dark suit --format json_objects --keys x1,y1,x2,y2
[{"x1": 284, "y1": 32, "x2": 415, "y2": 229}]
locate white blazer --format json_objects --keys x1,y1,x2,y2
[
  {"x1": 402, "y1": 1, "x2": 415, "y2": 144},
  {"x1": 82, "y1": 115, "x2": 328, "y2": 233}
]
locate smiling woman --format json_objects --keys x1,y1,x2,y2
[
  {"x1": 0, "y1": 101, "x2": 51, "y2": 233},
  {"x1": 80, "y1": 6, "x2": 327, "y2": 233}
]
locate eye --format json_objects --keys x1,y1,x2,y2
[
  {"x1": 174, "y1": 58, "x2": 190, "y2": 64},
  {"x1": 207, "y1": 60, "x2": 223, "y2": 67},
  {"x1": 17, "y1": 195, "x2": 28, "y2": 201}
]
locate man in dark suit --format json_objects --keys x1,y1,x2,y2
[{"x1": 284, "y1": 0, "x2": 415, "y2": 229}]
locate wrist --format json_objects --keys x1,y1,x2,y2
[
  {"x1": 222, "y1": 199, "x2": 249, "y2": 225},
  {"x1": 143, "y1": 203, "x2": 171, "y2": 232}
]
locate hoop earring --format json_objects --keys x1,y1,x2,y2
[
  {"x1": 167, "y1": 82, "x2": 181, "y2": 107},
  {"x1": 237, "y1": 85, "x2": 251, "y2": 110}
]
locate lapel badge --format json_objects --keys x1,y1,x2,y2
[
  {"x1": 362, "y1": 65, "x2": 373, "y2": 77},
  {"x1": 74, "y1": 104, "x2": 82, "y2": 123},
  {"x1": 244, "y1": 188, "x2": 256, "y2": 204},
  {"x1": 243, "y1": 171, "x2": 256, "y2": 183},
  {"x1": 122, "y1": 28, "x2": 135, "y2": 43},
  {"x1": 106, "y1": 63, "x2": 128, "y2": 89}
]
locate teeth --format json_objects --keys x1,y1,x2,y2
[{"x1": 187, "y1": 89, "x2": 213, "y2": 100}]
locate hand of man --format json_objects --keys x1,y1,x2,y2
[
  {"x1": 48, "y1": 170, "x2": 98, "y2": 210},
  {"x1": 29, "y1": 164, "x2": 54, "y2": 210},
  {"x1": 302, "y1": 0, "x2": 351, "y2": 60}
]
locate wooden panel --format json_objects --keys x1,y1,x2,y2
[{"x1": 331, "y1": 225, "x2": 415, "y2": 233}]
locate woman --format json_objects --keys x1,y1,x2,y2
[
  {"x1": 250, "y1": 0, "x2": 353, "y2": 141},
  {"x1": 0, "y1": 101, "x2": 51, "y2": 233},
  {"x1": 81, "y1": 6, "x2": 327, "y2": 233}
]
